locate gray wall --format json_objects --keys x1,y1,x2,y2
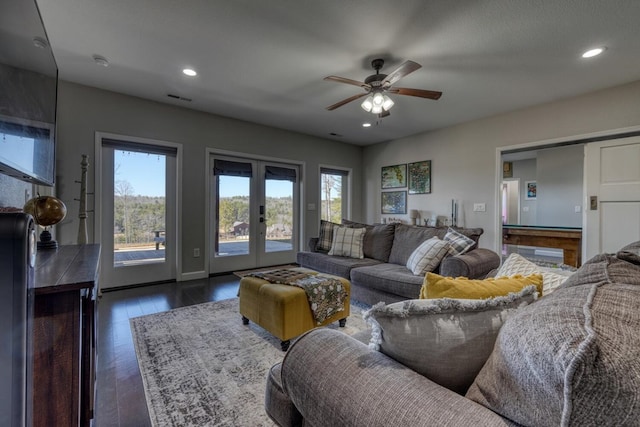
[
  {"x1": 536, "y1": 144, "x2": 584, "y2": 227},
  {"x1": 512, "y1": 159, "x2": 537, "y2": 225},
  {"x1": 54, "y1": 81, "x2": 363, "y2": 275},
  {"x1": 362, "y1": 79, "x2": 640, "y2": 250}
]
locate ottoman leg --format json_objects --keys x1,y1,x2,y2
[
  {"x1": 281, "y1": 340, "x2": 290, "y2": 352},
  {"x1": 242, "y1": 315, "x2": 249, "y2": 325},
  {"x1": 339, "y1": 318, "x2": 347, "y2": 327}
]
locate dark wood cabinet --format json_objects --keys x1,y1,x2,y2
[{"x1": 32, "y1": 244, "x2": 100, "y2": 427}]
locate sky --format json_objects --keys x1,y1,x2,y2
[{"x1": 114, "y1": 151, "x2": 293, "y2": 198}]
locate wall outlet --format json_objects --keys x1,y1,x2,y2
[
  {"x1": 574, "y1": 205, "x2": 581, "y2": 213},
  {"x1": 523, "y1": 206, "x2": 529, "y2": 212},
  {"x1": 473, "y1": 203, "x2": 486, "y2": 212},
  {"x1": 193, "y1": 248, "x2": 200, "y2": 258}
]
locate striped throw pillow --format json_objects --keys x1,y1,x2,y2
[
  {"x1": 316, "y1": 220, "x2": 338, "y2": 252},
  {"x1": 444, "y1": 227, "x2": 476, "y2": 256},
  {"x1": 406, "y1": 237, "x2": 451, "y2": 275},
  {"x1": 328, "y1": 226, "x2": 366, "y2": 259}
]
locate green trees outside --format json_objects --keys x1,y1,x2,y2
[
  {"x1": 114, "y1": 180, "x2": 165, "y2": 246},
  {"x1": 321, "y1": 173, "x2": 343, "y2": 223},
  {"x1": 218, "y1": 195, "x2": 293, "y2": 239}
]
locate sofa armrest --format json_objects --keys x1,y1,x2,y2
[
  {"x1": 307, "y1": 237, "x2": 319, "y2": 252},
  {"x1": 440, "y1": 248, "x2": 501, "y2": 279},
  {"x1": 280, "y1": 328, "x2": 509, "y2": 427}
]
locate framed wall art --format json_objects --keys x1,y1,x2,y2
[
  {"x1": 408, "y1": 160, "x2": 431, "y2": 194},
  {"x1": 381, "y1": 191, "x2": 407, "y2": 214},
  {"x1": 525, "y1": 181, "x2": 537, "y2": 200},
  {"x1": 381, "y1": 164, "x2": 407, "y2": 189}
]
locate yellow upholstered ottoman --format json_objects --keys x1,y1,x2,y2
[{"x1": 239, "y1": 269, "x2": 350, "y2": 351}]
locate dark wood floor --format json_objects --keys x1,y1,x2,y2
[{"x1": 95, "y1": 274, "x2": 241, "y2": 427}]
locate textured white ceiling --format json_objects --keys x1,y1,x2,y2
[{"x1": 36, "y1": 0, "x2": 640, "y2": 145}]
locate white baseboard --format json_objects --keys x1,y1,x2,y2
[{"x1": 179, "y1": 270, "x2": 208, "y2": 282}]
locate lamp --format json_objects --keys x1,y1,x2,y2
[
  {"x1": 410, "y1": 209, "x2": 419, "y2": 226},
  {"x1": 361, "y1": 90, "x2": 394, "y2": 114},
  {"x1": 23, "y1": 195, "x2": 67, "y2": 249}
]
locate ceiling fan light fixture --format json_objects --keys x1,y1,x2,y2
[
  {"x1": 371, "y1": 104, "x2": 383, "y2": 114},
  {"x1": 361, "y1": 95, "x2": 374, "y2": 112},
  {"x1": 382, "y1": 94, "x2": 394, "y2": 111},
  {"x1": 372, "y1": 92, "x2": 384, "y2": 106}
]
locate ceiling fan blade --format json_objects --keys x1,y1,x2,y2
[
  {"x1": 388, "y1": 87, "x2": 442, "y2": 100},
  {"x1": 326, "y1": 92, "x2": 368, "y2": 111},
  {"x1": 381, "y1": 60, "x2": 422, "y2": 87},
  {"x1": 324, "y1": 75, "x2": 370, "y2": 89}
]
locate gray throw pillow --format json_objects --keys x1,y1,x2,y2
[
  {"x1": 363, "y1": 286, "x2": 537, "y2": 395},
  {"x1": 341, "y1": 220, "x2": 396, "y2": 262},
  {"x1": 466, "y1": 251, "x2": 640, "y2": 426}
]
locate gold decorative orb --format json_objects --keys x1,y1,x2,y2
[{"x1": 23, "y1": 196, "x2": 67, "y2": 226}]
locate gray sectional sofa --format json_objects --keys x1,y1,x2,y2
[
  {"x1": 297, "y1": 222, "x2": 501, "y2": 305},
  {"x1": 267, "y1": 241, "x2": 640, "y2": 426}
]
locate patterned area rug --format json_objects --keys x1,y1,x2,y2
[{"x1": 130, "y1": 298, "x2": 369, "y2": 426}]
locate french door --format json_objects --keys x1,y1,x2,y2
[
  {"x1": 97, "y1": 135, "x2": 179, "y2": 288},
  {"x1": 210, "y1": 155, "x2": 299, "y2": 273}
]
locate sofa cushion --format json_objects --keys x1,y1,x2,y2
[
  {"x1": 296, "y1": 251, "x2": 381, "y2": 279},
  {"x1": 350, "y1": 263, "x2": 424, "y2": 299},
  {"x1": 342, "y1": 220, "x2": 397, "y2": 262},
  {"x1": 444, "y1": 227, "x2": 476, "y2": 255},
  {"x1": 316, "y1": 220, "x2": 338, "y2": 252},
  {"x1": 420, "y1": 272, "x2": 544, "y2": 299},
  {"x1": 388, "y1": 225, "x2": 483, "y2": 266},
  {"x1": 363, "y1": 286, "x2": 537, "y2": 395},
  {"x1": 388, "y1": 224, "x2": 442, "y2": 265},
  {"x1": 406, "y1": 237, "x2": 451, "y2": 275},
  {"x1": 328, "y1": 226, "x2": 365, "y2": 258},
  {"x1": 466, "y1": 251, "x2": 640, "y2": 426},
  {"x1": 497, "y1": 253, "x2": 572, "y2": 294}
]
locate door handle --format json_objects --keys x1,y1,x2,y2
[{"x1": 259, "y1": 217, "x2": 264, "y2": 223}]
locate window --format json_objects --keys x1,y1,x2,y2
[{"x1": 320, "y1": 167, "x2": 349, "y2": 223}]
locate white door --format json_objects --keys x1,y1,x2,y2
[
  {"x1": 210, "y1": 155, "x2": 299, "y2": 273},
  {"x1": 98, "y1": 136, "x2": 179, "y2": 288},
  {"x1": 584, "y1": 136, "x2": 640, "y2": 260}
]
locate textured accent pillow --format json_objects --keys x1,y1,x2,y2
[
  {"x1": 328, "y1": 226, "x2": 365, "y2": 259},
  {"x1": 497, "y1": 253, "x2": 572, "y2": 294},
  {"x1": 315, "y1": 220, "x2": 338, "y2": 252},
  {"x1": 363, "y1": 286, "x2": 537, "y2": 394},
  {"x1": 406, "y1": 237, "x2": 451, "y2": 275},
  {"x1": 420, "y1": 272, "x2": 543, "y2": 299},
  {"x1": 444, "y1": 227, "x2": 476, "y2": 255},
  {"x1": 466, "y1": 273, "x2": 640, "y2": 425}
]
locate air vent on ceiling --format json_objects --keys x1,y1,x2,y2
[{"x1": 167, "y1": 94, "x2": 192, "y2": 102}]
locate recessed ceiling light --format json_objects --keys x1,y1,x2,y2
[
  {"x1": 582, "y1": 47, "x2": 606, "y2": 58},
  {"x1": 92, "y1": 54, "x2": 109, "y2": 67},
  {"x1": 183, "y1": 68, "x2": 197, "y2": 77},
  {"x1": 362, "y1": 123, "x2": 371, "y2": 128}
]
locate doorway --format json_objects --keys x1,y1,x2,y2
[
  {"x1": 209, "y1": 155, "x2": 300, "y2": 274},
  {"x1": 96, "y1": 134, "x2": 180, "y2": 289}
]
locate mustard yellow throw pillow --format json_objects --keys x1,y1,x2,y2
[{"x1": 420, "y1": 272, "x2": 543, "y2": 299}]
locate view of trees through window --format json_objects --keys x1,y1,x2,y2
[
  {"x1": 217, "y1": 195, "x2": 293, "y2": 240},
  {"x1": 113, "y1": 180, "x2": 165, "y2": 247},
  {"x1": 321, "y1": 172, "x2": 344, "y2": 223}
]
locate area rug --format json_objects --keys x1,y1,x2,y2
[{"x1": 130, "y1": 298, "x2": 369, "y2": 426}]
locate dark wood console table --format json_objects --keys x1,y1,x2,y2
[
  {"x1": 33, "y1": 244, "x2": 100, "y2": 427},
  {"x1": 502, "y1": 225, "x2": 582, "y2": 267}
]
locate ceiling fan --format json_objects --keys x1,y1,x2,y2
[{"x1": 324, "y1": 58, "x2": 442, "y2": 117}]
